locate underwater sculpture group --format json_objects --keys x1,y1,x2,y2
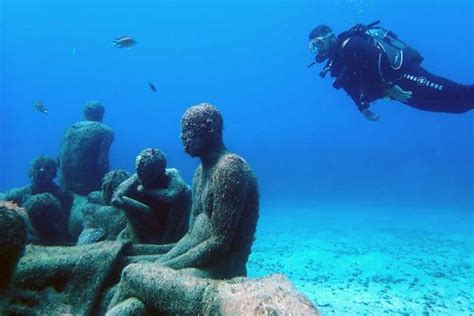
[{"x1": 0, "y1": 102, "x2": 320, "y2": 315}]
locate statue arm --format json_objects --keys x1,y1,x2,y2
[
  {"x1": 97, "y1": 130, "x2": 114, "y2": 172},
  {"x1": 111, "y1": 174, "x2": 139, "y2": 207},
  {"x1": 160, "y1": 157, "x2": 248, "y2": 270},
  {"x1": 138, "y1": 171, "x2": 184, "y2": 204},
  {"x1": 2, "y1": 186, "x2": 30, "y2": 205},
  {"x1": 189, "y1": 167, "x2": 201, "y2": 226},
  {"x1": 154, "y1": 168, "x2": 200, "y2": 263}
]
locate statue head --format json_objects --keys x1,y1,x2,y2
[
  {"x1": 84, "y1": 100, "x2": 105, "y2": 122},
  {"x1": 135, "y1": 148, "x2": 167, "y2": 188},
  {"x1": 102, "y1": 170, "x2": 131, "y2": 205},
  {"x1": 180, "y1": 103, "x2": 224, "y2": 158},
  {"x1": 29, "y1": 156, "x2": 57, "y2": 189}
]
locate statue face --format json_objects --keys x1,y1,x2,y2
[
  {"x1": 29, "y1": 157, "x2": 57, "y2": 186},
  {"x1": 135, "y1": 148, "x2": 166, "y2": 188},
  {"x1": 137, "y1": 163, "x2": 161, "y2": 187},
  {"x1": 180, "y1": 127, "x2": 209, "y2": 158},
  {"x1": 180, "y1": 104, "x2": 223, "y2": 158}
]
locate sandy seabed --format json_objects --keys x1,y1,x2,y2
[{"x1": 247, "y1": 204, "x2": 473, "y2": 315}]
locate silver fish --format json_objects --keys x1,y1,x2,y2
[
  {"x1": 112, "y1": 36, "x2": 137, "y2": 48},
  {"x1": 34, "y1": 101, "x2": 48, "y2": 114}
]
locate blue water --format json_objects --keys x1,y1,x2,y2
[{"x1": 1, "y1": 0, "x2": 473, "y2": 314}]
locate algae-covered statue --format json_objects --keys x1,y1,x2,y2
[
  {"x1": 1, "y1": 156, "x2": 73, "y2": 244},
  {"x1": 112, "y1": 148, "x2": 191, "y2": 244},
  {"x1": 58, "y1": 101, "x2": 114, "y2": 195},
  {"x1": 109, "y1": 103, "x2": 262, "y2": 314},
  {"x1": 107, "y1": 266, "x2": 319, "y2": 315},
  {"x1": 71, "y1": 170, "x2": 130, "y2": 244},
  {"x1": 0, "y1": 201, "x2": 27, "y2": 290},
  {"x1": 5, "y1": 103, "x2": 320, "y2": 315},
  {"x1": 152, "y1": 103, "x2": 260, "y2": 278}
]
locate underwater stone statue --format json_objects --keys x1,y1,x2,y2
[
  {"x1": 24, "y1": 193, "x2": 67, "y2": 245},
  {"x1": 4, "y1": 103, "x2": 319, "y2": 316},
  {"x1": 121, "y1": 103, "x2": 259, "y2": 280},
  {"x1": 112, "y1": 148, "x2": 191, "y2": 244},
  {"x1": 102, "y1": 170, "x2": 131, "y2": 205},
  {"x1": 0, "y1": 201, "x2": 27, "y2": 290},
  {"x1": 76, "y1": 205, "x2": 127, "y2": 245},
  {"x1": 108, "y1": 265, "x2": 320, "y2": 315},
  {"x1": 10, "y1": 240, "x2": 320, "y2": 315},
  {"x1": 1, "y1": 156, "x2": 73, "y2": 244},
  {"x1": 83, "y1": 100, "x2": 105, "y2": 122},
  {"x1": 13, "y1": 241, "x2": 128, "y2": 315},
  {"x1": 58, "y1": 101, "x2": 114, "y2": 195},
  {"x1": 2, "y1": 155, "x2": 73, "y2": 209},
  {"x1": 71, "y1": 170, "x2": 130, "y2": 244},
  {"x1": 154, "y1": 103, "x2": 259, "y2": 278}
]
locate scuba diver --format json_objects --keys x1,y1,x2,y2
[{"x1": 307, "y1": 21, "x2": 474, "y2": 121}]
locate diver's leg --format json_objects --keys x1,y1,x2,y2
[{"x1": 396, "y1": 65, "x2": 474, "y2": 113}]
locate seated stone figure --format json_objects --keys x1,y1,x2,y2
[
  {"x1": 0, "y1": 201, "x2": 27, "y2": 290},
  {"x1": 1, "y1": 156, "x2": 73, "y2": 244},
  {"x1": 75, "y1": 170, "x2": 131, "y2": 245},
  {"x1": 107, "y1": 266, "x2": 319, "y2": 315},
  {"x1": 6, "y1": 104, "x2": 319, "y2": 315},
  {"x1": 58, "y1": 101, "x2": 114, "y2": 195},
  {"x1": 69, "y1": 170, "x2": 130, "y2": 242},
  {"x1": 109, "y1": 103, "x2": 260, "y2": 313},
  {"x1": 112, "y1": 148, "x2": 191, "y2": 244},
  {"x1": 155, "y1": 103, "x2": 259, "y2": 278}
]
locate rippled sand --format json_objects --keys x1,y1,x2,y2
[{"x1": 248, "y1": 204, "x2": 473, "y2": 315}]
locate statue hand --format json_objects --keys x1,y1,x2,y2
[{"x1": 111, "y1": 196, "x2": 124, "y2": 208}]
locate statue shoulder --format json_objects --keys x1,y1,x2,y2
[
  {"x1": 193, "y1": 165, "x2": 203, "y2": 179},
  {"x1": 166, "y1": 168, "x2": 180, "y2": 178},
  {"x1": 215, "y1": 153, "x2": 253, "y2": 184},
  {"x1": 219, "y1": 153, "x2": 250, "y2": 172},
  {"x1": 166, "y1": 168, "x2": 190, "y2": 191}
]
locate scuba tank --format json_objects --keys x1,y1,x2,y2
[
  {"x1": 365, "y1": 23, "x2": 423, "y2": 70},
  {"x1": 346, "y1": 20, "x2": 424, "y2": 84},
  {"x1": 310, "y1": 21, "x2": 424, "y2": 82}
]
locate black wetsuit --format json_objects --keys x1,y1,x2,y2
[{"x1": 327, "y1": 31, "x2": 474, "y2": 114}]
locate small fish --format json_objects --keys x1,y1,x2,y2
[
  {"x1": 34, "y1": 101, "x2": 48, "y2": 114},
  {"x1": 148, "y1": 82, "x2": 157, "y2": 92},
  {"x1": 112, "y1": 36, "x2": 137, "y2": 49}
]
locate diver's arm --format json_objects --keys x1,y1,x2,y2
[
  {"x1": 344, "y1": 87, "x2": 380, "y2": 121},
  {"x1": 340, "y1": 36, "x2": 379, "y2": 73},
  {"x1": 341, "y1": 38, "x2": 381, "y2": 121},
  {"x1": 385, "y1": 85, "x2": 413, "y2": 102}
]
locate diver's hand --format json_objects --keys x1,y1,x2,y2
[
  {"x1": 385, "y1": 85, "x2": 413, "y2": 102},
  {"x1": 362, "y1": 108, "x2": 380, "y2": 121}
]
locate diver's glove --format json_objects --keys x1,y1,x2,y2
[
  {"x1": 361, "y1": 107, "x2": 380, "y2": 121},
  {"x1": 385, "y1": 85, "x2": 413, "y2": 102}
]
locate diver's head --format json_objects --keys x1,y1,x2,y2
[{"x1": 308, "y1": 24, "x2": 337, "y2": 63}]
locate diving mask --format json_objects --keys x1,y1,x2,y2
[
  {"x1": 308, "y1": 32, "x2": 335, "y2": 63},
  {"x1": 308, "y1": 36, "x2": 326, "y2": 54}
]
